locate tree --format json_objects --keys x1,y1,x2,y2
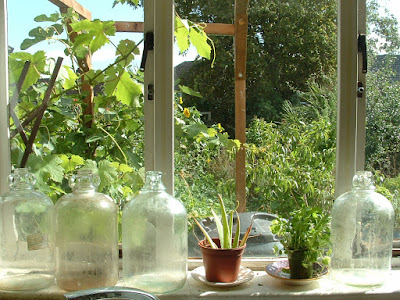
[
  {"x1": 175, "y1": 0, "x2": 337, "y2": 135},
  {"x1": 364, "y1": 1, "x2": 400, "y2": 177}
]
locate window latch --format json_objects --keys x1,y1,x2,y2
[
  {"x1": 357, "y1": 81, "x2": 365, "y2": 98},
  {"x1": 358, "y1": 34, "x2": 367, "y2": 74},
  {"x1": 140, "y1": 32, "x2": 154, "y2": 71}
]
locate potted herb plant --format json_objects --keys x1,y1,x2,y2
[
  {"x1": 194, "y1": 194, "x2": 253, "y2": 283},
  {"x1": 270, "y1": 206, "x2": 331, "y2": 279}
]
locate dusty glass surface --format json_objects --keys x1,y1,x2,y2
[
  {"x1": 0, "y1": 168, "x2": 54, "y2": 291},
  {"x1": 122, "y1": 171, "x2": 187, "y2": 294},
  {"x1": 331, "y1": 171, "x2": 395, "y2": 286},
  {"x1": 54, "y1": 169, "x2": 118, "y2": 291}
]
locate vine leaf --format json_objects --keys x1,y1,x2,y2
[
  {"x1": 98, "y1": 160, "x2": 119, "y2": 191},
  {"x1": 62, "y1": 66, "x2": 79, "y2": 89},
  {"x1": 175, "y1": 16, "x2": 190, "y2": 53},
  {"x1": 105, "y1": 68, "x2": 142, "y2": 106},
  {"x1": 178, "y1": 85, "x2": 203, "y2": 98},
  {"x1": 59, "y1": 154, "x2": 84, "y2": 173},
  {"x1": 37, "y1": 155, "x2": 65, "y2": 183},
  {"x1": 70, "y1": 19, "x2": 116, "y2": 55},
  {"x1": 115, "y1": 39, "x2": 139, "y2": 66},
  {"x1": 34, "y1": 13, "x2": 60, "y2": 22},
  {"x1": 189, "y1": 27, "x2": 211, "y2": 60},
  {"x1": 9, "y1": 51, "x2": 47, "y2": 92}
]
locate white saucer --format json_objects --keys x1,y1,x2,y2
[{"x1": 191, "y1": 266, "x2": 254, "y2": 287}]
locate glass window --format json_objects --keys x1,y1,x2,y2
[
  {"x1": 365, "y1": 0, "x2": 400, "y2": 237},
  {"x1": 5, "y1": 0, "x2": 398, "y2": 263}
]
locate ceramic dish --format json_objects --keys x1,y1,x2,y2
[
  {"x1": 191, "y1": 266, "x2": 254, "y2": 287},
  {"x1": 266, "y1": 260, "x2": 329, "y2": 286}
]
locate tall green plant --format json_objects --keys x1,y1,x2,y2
[{"x1": 8, "y1": 4, "x2": 218, "y2": 211}]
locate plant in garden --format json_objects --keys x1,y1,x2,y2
[
  {"x1": 270, "y1": 206, "x2": 331, "y2": 275},
  {"x1": 174, "y1": 88, "x2": 240, "y2": 217},
  {"x1": 245, "y1": 116, "x2": 336, "y2": 216},
  {"x1": 194, "y1": 194, "x2": 252, "y2": 249},
  {"x1": 8, "y1": 3, "x2": 219, "y2": 213}
]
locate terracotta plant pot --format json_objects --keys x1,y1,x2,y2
[
  {"x1": 287, "y1": 250, "x2": 313, "y2": 279},
  {"x1": 198, "y1": 238, "x2": 246, "y2": 283}
]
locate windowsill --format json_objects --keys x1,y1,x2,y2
[{"x1": 1, "y1": 258, "x2": 400, "y2": 300}]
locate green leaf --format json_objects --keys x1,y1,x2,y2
[
  {"x1": 233, "y1": 211, "x2": 240, "y2": 248},
  {"x1": 97, "y1": 160, "x2": 118, "y2": 191},
  {"x1": 62, "y1": 66, "x2": 78, "y2": 89},
  {"x1": 34, "y1": 13, "x2": 60, "y2": 22},
  {"x1": 189, "y1": 27, "x2": 211, "y2": 59},
  {"x1": 113, "y1": 0, "x2": 140, "y2": 7},
  {"x1": 211, "y1": 209, "x2": 225, "y2": 248},
  {"x1": 175, "y1": 16, "x2": 190, "y2": 53},
  {"x1": 36, "y1": 155, "x2": 64, "y2": 183},
  {"x1": 60, "y1": 154, "x2": 85, "y2": 173},
  {"x1": 114, "y1": 71, "x2": 143, "y2": 106},
  {"x1": 70, "y1": 19, "x2": 116, "y2": 54},
  {"x1": 217, "y1": 194, "x2": 231, "y2": 249},
  {"x1": 194, "y1": 218, "x2": 218, "y2": 249},
  {"x1": 184, "y1": 123, "x2": 209, "y2": 139},
  {"x1": 9, "y1": 51, "x2": 47, "y2": 92},
  {"x1": 115, "y1": 39, "x2": 139, "y2": 65},
  {"x1": 178, "y1": 85, "x2": 203, "y2": 98},
  {"x1": 86, "y1": 134, "x2": 105, "y2": 143},
  {"x1": 21, "y1": 26, "x2": 57, "y2": 50}
]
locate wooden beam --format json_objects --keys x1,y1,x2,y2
[
  {"x1": 114, "y1": 21, "x2": 234, "y2": 36},
  {"x1": 20, "y1": 58, "x2": 63, "y2": 168},
  {"x1": 204, "y1": 23, "x2": 235, "y2": 36},
  {"x1": 234, "y1": 0, "x2": 249, "y2": 212},
  {"x1": 48, "y1": 0, "x2": 92, "y2": 20},
  {"x1": 115, "y1": 21, "x2": 144, "y2": 33},
  {"x1": 49, "y1": 0, "x2": 94, "y2": 127}
]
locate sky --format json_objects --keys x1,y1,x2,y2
[
  {"x1": 6, "y1": 0, "x2": 198, "y2": 69},
  {"x1": 6, "y1": 0, "x2": 400, "y2": 70}
]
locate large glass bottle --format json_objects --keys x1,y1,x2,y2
[
  {"x1": 0, "y1": 168, "x2": 54, "y2": 291},
  {"x1": 331, "y1": 171, "x2": 394, "y2": 286},
  {"x1": 54, "y1": 169, "x2": 118, "y2": 291},
  {"x1": 122, "y1": 171, "x2": 187, "y2": 294}
]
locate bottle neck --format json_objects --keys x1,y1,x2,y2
[
  {"x1": 8, "y1": 168, "x2": 35, "y2": 191},
  {"x1": 70, "y1": 170, "x2": 99, "y2": 193},
  {"x1": 352, "y1": 171, "x2": 376, "y2": 191},
  {"x1": 142, "y1": 171, "x2": 166, "y2": 192}
]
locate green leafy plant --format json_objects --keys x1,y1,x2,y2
[
  {"x1": 270, "y1": 206, "x2": 331, "y2": 269},
  {"x1": 194, "y1": 194, "x2": 252, "y2": 249}
]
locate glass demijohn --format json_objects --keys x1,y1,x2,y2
[
  {"x1": 0, "y1": 168, "x2": 54, "y2": 291},
  {"x1": 122, "y1": 171, "x2": 187, "y2": 294},
  {"x1": 331, "y1": 171, "x2": 394, "y2": 286},
  {"x1": 54, "y1": 169, "x2": 118, "y2": 291}
]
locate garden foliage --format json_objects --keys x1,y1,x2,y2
[{"x1": 7, "y1": 1, "x2": 400, "y2": 228}]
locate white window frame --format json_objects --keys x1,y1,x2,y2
[
  {"x1": 335, "y1": 0, "x2": 367, "y2": 198},
  {"x1": 144, "y1": 0, "x2": 175, "y2": 195},
  {"x1": 0, "y1": 0, "x2": 367, "y2": 232},
  {"x1": 0, "y1": 0, "x2": 11, "y2": 194}
]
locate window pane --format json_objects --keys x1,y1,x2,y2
[
  {"x1": 365, "y1": 0, "x2": 400, "y2": 236},
  {"x1": 174, "y1": 0, "x2": 338, "y2": 257},
  {"x1": 7, "y1": 1, "x2": 145, "y2": 214}
]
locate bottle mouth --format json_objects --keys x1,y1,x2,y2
[
  {"x1": 352, "y1": 171, "x2": 375, "y2": 190},
  {"x1": 142, "y1": 171, "x2": 166, "y2": 191}
]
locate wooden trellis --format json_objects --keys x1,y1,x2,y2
[
  {"x1": 11, "y1": 57, "x2": 64, "y2": 168},
  {"x1": 48, "y1": 0, "x2": 249, "y2": 211}
]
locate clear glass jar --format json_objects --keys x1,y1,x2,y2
[
  {"x1": 0, "y1": 168, "x2": 54, "y2": 291},
  {"x1": 122, "y1": 171, "x2": 187, "y2": 294},
  {"x1": 331, "y1": 171, "x2": 394, "y2": 286},
  {"x1": 54, "y1": 169, "x2": 118, "y2": 291}
]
